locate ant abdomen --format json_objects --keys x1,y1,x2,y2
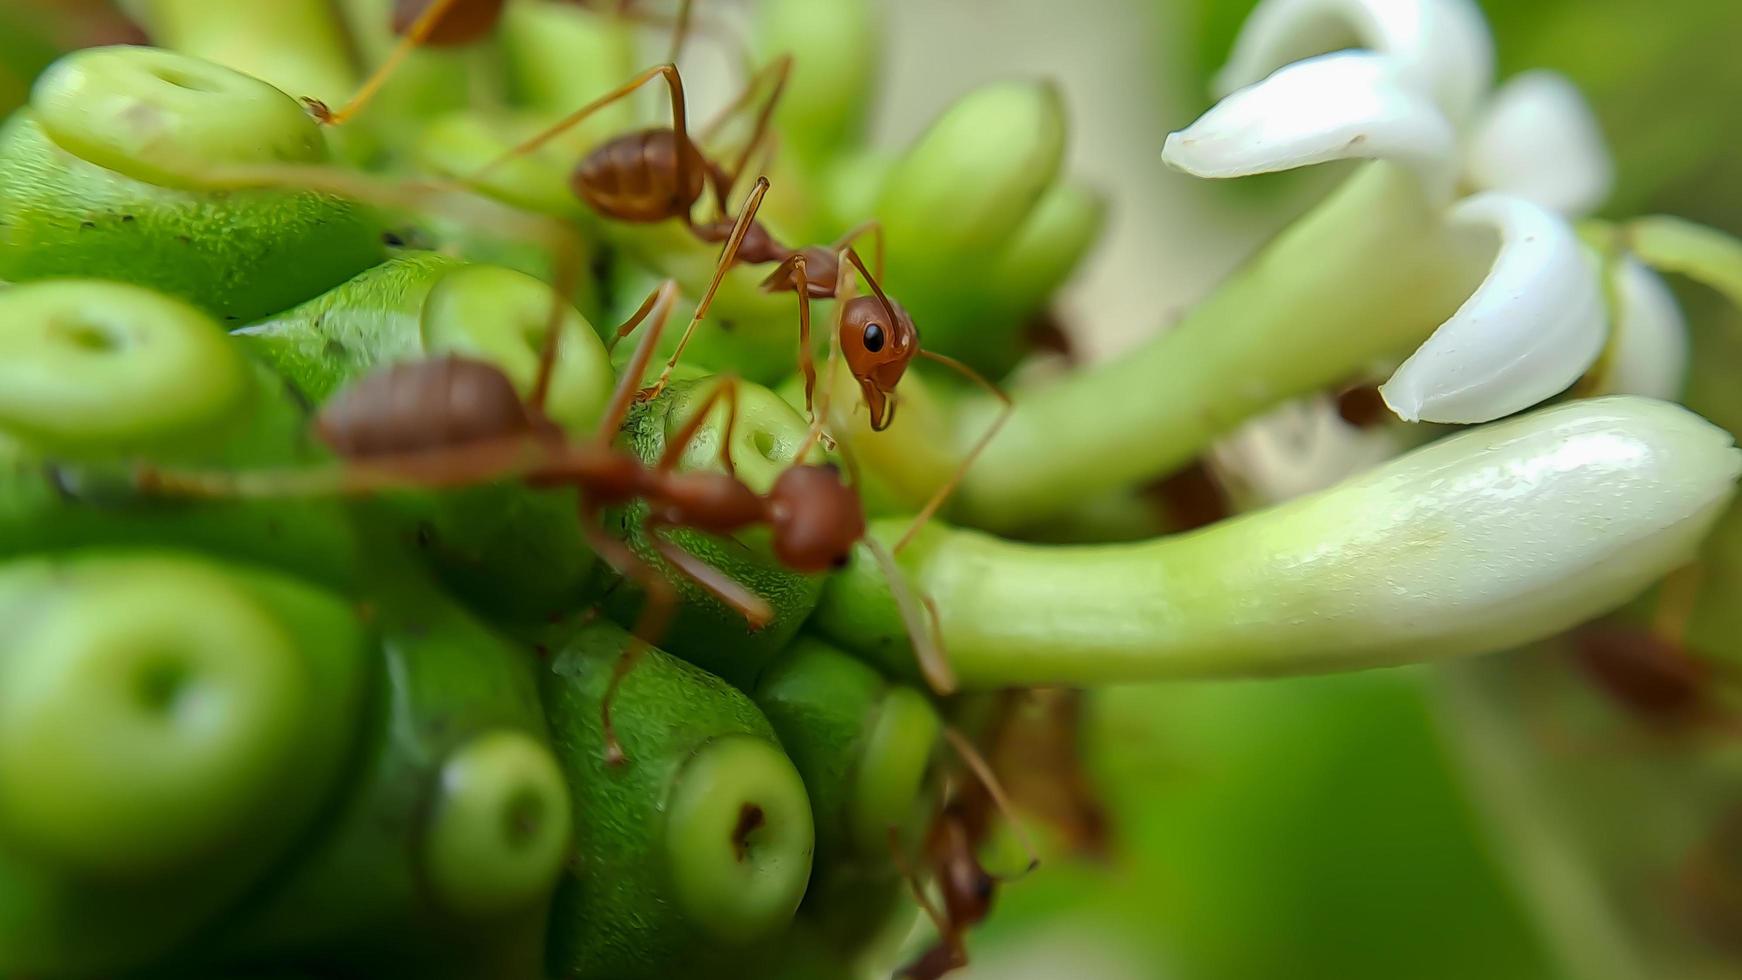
[
  {"x1": 315, "y1": 356, "x2": 537, "y2": 458},
  {"x1": 571, "y1": 130, "x2": 710, "y2": 224},
  {"x1": 391, "y1": 0, "x2": 505, "y2": 46}
]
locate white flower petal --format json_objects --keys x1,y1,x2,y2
[
  {"x1": 1463, "y1": 71, "x2": 1614, "y2": 216},
  {"x1": 1213, "y1": 0, "x2": 1495, "y2": 123},
  {"x1": 1380, "y1": 193, "x2": 1606, "y2": 423},
  {"x1": 1164, "y1": 52, "x2": 1458, "y2": 200},
  {"x1": 1209, "y1": 396, "x2": 1402, "y2": 507},
  {"x1": 1591, "y1": 257, "x2": 1689, "y2": 400}
]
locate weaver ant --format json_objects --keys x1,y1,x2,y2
[
  {"x1": 473, "y1": 59, "x2": 1013, "y2": 553},
  {"x1": 132, "y1": 258, "x2": 945, "y2": 759},
  {"x1": 312, "y1": 0, "x2": 703, "y2": 127},
  {"x1": 888, "y1": 727, "x2": 1043, "y2": 980}
]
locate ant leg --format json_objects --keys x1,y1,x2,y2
[
  {"x1": 761, "y1": 253, "x2": 819, "y2": 419},
  {"x1": 603, "y1": 279, "x2": 676, "y2": 355},
  {"x1": 887, "y1": 826, "x2": 953, "y2": 960},
  {"x1": 645, "y1": 176, "x2": 771, "y2": 400},
  {"x1": 595, "y1": 280, "x2": 682, "y2": 440},
  {"x1": 312, "y1": 0, "x2": 469, "y2": 127},
  {"x1": 473, "y1": 63, "x2": 695, "y2": 195},
  {"x1": 864, "y1": 536, "x2": 956, "y2": 694},
  {"x1": 893, "y1": 350, "x2": 1013, "y2": 555},
  {"x1": 698, "y1": 55, "x2": 793, "y2": 208},
  {"x1": 136, "y1": 431, "x2": 544, "y2": 500},
  {"x1": 941, "y1": 727, "x2": 1040, "y2": 877},
  {"x1": 580, "y1": 507, "x2": 679, "y2": 766},
  {"x1": 658, "y1": 375, "x2": 741, "y2": 476},
  {"x1": 666, "y1": 0, "x2": 694, "y2": 65},
  {"x1": 831, "y1": 221, "x2": 885, "y2": 283},
  {"x1": 646, "y1": 526, "x2": 775, "y2": 628}
]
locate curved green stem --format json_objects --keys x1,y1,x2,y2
[
  {"x1": 818, "y1": 397, "x2": 1741, "y2": 687},
  {"x1": 953, "y1": 163, "x2": 1485, "y2": 532}
]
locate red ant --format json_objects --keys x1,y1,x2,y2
[
  {"x1": 474, "y1": 61, "x2": 1013, "y2": 554},
  {"x1": 134, "y1": 263, "x2": 944, "y2": 760},
  {"x1": 1567, "y1": 566, "x2": 1742, "y2": 739},
  {"x1": 888, "y1": 727, "x2": 1042, "y2": 980},
  {"x1": 313, "y1": 0, "x2": 703, "y2": 127}
]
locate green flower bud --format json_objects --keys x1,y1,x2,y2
[
  {"x1": 219, "y1": 567, "x2": 555, "y2": 974},
  {"x1": 874, "y1": 80, "x2": 1066, "y2": 365},
  {"x1": 542, "y1": 619, "x2": 814, "y2": 978},
  {"x1": 599, "y1": 379, "x2": 827, "y2": 687},
  {"x1": 819, "y1": 397, "x2": 1741, "y2": 686},
  {"x1": 416, "y1": 109, "x2": 588, "y2": 219},
  {"x1": 0, "y1": 551, "x2": 370, "y2": 977},
  {"x1": 984, "y1": 180, "x2": 1107, "y2": 327},
  {"x1": 754, "y1": 638, "x2": 940, "y2": 868},
  {"x1": 0, "y1": 48, "x2": 384, "y2": 323},
  {"x1": 756, "y1": 0, "x2": 880, "y2": 163},
  {"x1": 129, "y1": 1, "x2": 359, "y2": 118},
  {"x1": 500, "y1": 0, "x2": 638, "y2": 151}
]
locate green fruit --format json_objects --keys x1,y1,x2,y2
[
  {"x1": 0, "y1": 551, "x2": 370, "y2": 977},
  {"x1": 598, "y1": 379, "x2": 827, "y2": 688},
  {"x1": 218, "y1": 563, "x2": 560, "y2": 979},
  {"x1": 0, "y1": 280, "x2": 252, "y2": 458},
  {"x1": 542, "y1": 618, "x2": 814, "y2": 979},
  {"x1": 0, "y1": 48, "x2": 383, "y2": 323},
  {"x1": 754, "y1": 638, "x2": 940, "y2": 867}
]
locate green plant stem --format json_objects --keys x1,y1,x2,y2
[
  {"x1": 953, "y1": 163, "x2": 1484, "y2": 532},
  {"x1": 818, "y1": 398, "x2": 1740, "y2": 687}
]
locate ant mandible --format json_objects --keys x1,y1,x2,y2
[
  {"x1": 472, "y1": 58, "x2": 1013, "y2": 555},
  {"x1": 310, "y1": 0, "x2": 701, "y2": 127}
]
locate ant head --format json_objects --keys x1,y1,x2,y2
[
  {"x1": 766, "y1": 463, "x2": 866, "y2": 573},
  {"x1": 840, "y1": 295, "x2": 916, "y2": 431}
]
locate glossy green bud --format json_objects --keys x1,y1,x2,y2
[
  {"x1": 0, "y1": 48, "x2": 383, "y2": 323},
  {"x1": 542, "y1": 619, "x2": 814, "y2": 979},
  {"x1": 599, "y1": 378, "x2": 827, "y2": 687},
  {"x1": 0, "y1": 551, "x2": 370, "y2": 977},
  {"x1": 984, "y1": 180, "x2": 1107, "y2": 327}
]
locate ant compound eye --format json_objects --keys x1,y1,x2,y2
[{"x1": 862, "y1": 322, "x2": 885, "y2": 353}]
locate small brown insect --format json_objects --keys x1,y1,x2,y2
[{"x1": 140, "y1": 280, "x2": 878, "y2": 763}]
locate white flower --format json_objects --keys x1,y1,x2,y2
[
  {"x1": 1163, "y1": 0, "x2": 1689, "y2": 424},
  {"x1": 1209, "y1": 394, "x2": 1405, "y2": 507}
]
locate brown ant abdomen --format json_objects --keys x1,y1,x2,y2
[
  {"x1": 572, "y1": 130, "x2": 710, "y2": 224},
  {"x1": 315, "y1": 356, "x2": 538, "y2": 458},
  {"x1": 391, "y1": 0, "x2": 505, "y2": 46}
]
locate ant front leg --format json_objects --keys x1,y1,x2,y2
[
  {"x1": 763, "y1": 252, "x2": 819, "y2": 419},
  {"x1": 593, "y1": 280, "x2": 682, "y2": 442},
  {"x1": 659, "y1": 374, "x2": 742, "y2": 477},
  {"x1": 893, "y1": 350, "x2": 1014, "y2": 555},
  {"x1": 645, "y1": 176, "x2": 772, "y2": 401}
]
